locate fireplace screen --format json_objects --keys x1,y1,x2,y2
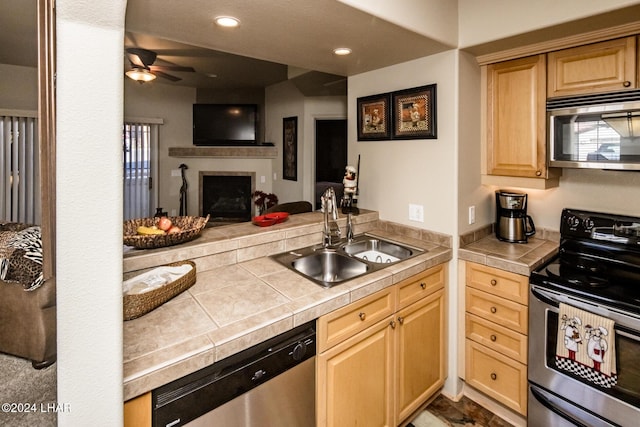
[{"x1": 200, "y1": 173, "x2": 254, "y2": 223}]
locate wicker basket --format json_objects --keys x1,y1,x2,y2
[
  {"x1": 123, "y1": 260, "x2": 196, "y2": 320},
  {"x1": 123, "y1": 215, "x2": 209, "y2": 249}
]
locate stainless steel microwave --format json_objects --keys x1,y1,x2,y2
[{"x1": 548, "y1": 90, "x2": 640, "y2": 171}]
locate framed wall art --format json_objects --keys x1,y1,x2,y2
[
  {"x1": 357, "y1": 93, "x2": 391, "y2": 140},
  {"x1": 283, "y1": 116, "x2": 298, "y2": 181},
  {"x1": 391, "y1": 84, "x2": 437, "y2": 139}
]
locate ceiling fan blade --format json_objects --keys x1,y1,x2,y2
[
  {"x1": 150, "y1": 64, "x2": 195, "y2": 73},
  {"x1": 125, "y1": 47, "x2": 157, "y2": 67},
  {"x1": 153, "y1": 70, "x2": 181, "y2": 82}
]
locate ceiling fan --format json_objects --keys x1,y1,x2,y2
[{"x1": 125, "y1": 47, "x2": 195, "y2": 82}]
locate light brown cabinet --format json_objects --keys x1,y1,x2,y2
[
  {"x1": 464, "y1": 262, "x2": 528, "y2": 416},
  {"x1": 484, "y1": 55, "x2": 559, "y2": 186},
  {"x1": 124, "y1": 392, "x2": 151, "y2": 427},
  {"x1": 548, "y1": 36, "x2": 637, "y2": 98},
  {"x1": 317, "y1": 265, "x2": 446, "y2": 427}
]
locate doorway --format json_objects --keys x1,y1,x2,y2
[{"x1": 315, "y1": 119, "x2": 347, "y2": 209}]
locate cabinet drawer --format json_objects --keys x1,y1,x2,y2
[
  {"x1": 465, "y1": 340, "x2": 527, "y2": 416},
  {"x1": 465, "y1": 287, "x2": 528, "y2": 334},
  {"x1": 466, "y1": 313, "x2": 527, "y2": 364},
  {"x1": 396, "y1": 264, "x2": 445, "y2": 310},
  {"x1": 466, "y1": 262, "x2": 528, "y2": 305},
  {"x1": 318, "y1": 287, "x2": 395, "y2": 353}
]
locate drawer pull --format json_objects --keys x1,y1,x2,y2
[
  {"x1": 390, "y1": 320, "x2": 396, "y2": 329},
  {"x1": 490, "y1": 279, "x2": 497, "y2": 286},
  {"x1": 491, "y1": 373, "x2": 497, "y2": 381},
  {"x1": 490, "y1": 306, "x2": 497, "y2": 314},
  {"x1": 490, "y1": 334, "x2": 497, "y2": 342},
  {"x1": 358, "y1": 312, "x2": 366, "y2": 321},
  {"x1": 623, "y1": 81, "x2": 632, "y2": 87},
  {"x1": 397, "y1": 316, "x2": 405, "y2": 325},
  {"x1": 420, "y1": 282, "x2": 427, "y2": 289}
]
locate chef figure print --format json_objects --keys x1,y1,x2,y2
[
  {"x1": 561, "y1": 314, "x2": 583, "y2": 360},
  {"x1": 586, "y1": 325, "x2": 609, "y2": 372}
]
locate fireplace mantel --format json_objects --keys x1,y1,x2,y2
[{"x1": 169, "y1": 146, "x2": 277, "y2": 159}]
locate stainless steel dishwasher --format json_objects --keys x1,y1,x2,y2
[{"x1": 152, "y1": 321, "x2": 316, "y2": 427}]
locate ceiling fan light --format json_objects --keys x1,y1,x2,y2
[
  {"x1": 215, "y1": 16, "x2": 240, "y2": 28},
  {"x1": 126, "y1": 67, "x2": 156, "y2": 82}
]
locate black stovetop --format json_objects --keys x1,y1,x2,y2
[{"x1": 530, "y1": 208, "x2": 640, "y2": 315}]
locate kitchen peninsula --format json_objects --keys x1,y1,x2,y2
[{"x1": 122, "y1": 209, "x2": 453, "y2": 404}]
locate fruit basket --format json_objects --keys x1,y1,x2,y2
[
  {"x1": 123, "y1": 215, "x2": 210, "y2": 249},
  {"x1": 123, "y1": 260, "x2": 196, "y2": 320}
]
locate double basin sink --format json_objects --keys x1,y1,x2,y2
[{"x1": 270, "y1": 234, "x2": 424, "y2": 287}]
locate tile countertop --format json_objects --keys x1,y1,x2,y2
[
  {"x1": 122, "y1": 210, "x2": 453, "y2": 401},
  {"x1": 458, "y1": 229, "x2": 559, "y2": 276}
]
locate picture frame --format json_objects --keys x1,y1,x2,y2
[
  {"x1": 357, "y1": 93, "x2": 391, "y2": 140},
  {"x1": 283, "y1": 116, "x2": 298, "y2": 181},
  {"x1": 391, "y1": 84, "x2": 437, "y2": 139}
]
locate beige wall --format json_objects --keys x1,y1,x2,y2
[
  {"x1": 0, "y1": 64, "x2": 38, "y2": 111},
  {"x1": 458, "y1": 0, "x2": 640, "y2": 48}
]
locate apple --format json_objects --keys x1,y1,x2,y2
[
  {"x1": 168, "y1": 225, "x2": 182, "y2": 234},
  {"x1": 157, "y1": 216, "x2": 173, "y2": 231}
]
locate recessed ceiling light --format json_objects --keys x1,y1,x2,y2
[
  {"x1": 333, "y1": 47, "x2": 352, "y2": 56},
  {"x1": 215, "y1": 16, "x2": 240, "y2": 28}
]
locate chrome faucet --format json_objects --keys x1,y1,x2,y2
[
  {"x1": 321, "y1": 187, "x2": 341, "y2": 247},
  {"x1": 346, "y1": 212, "x2": 354, "y2": 243}
]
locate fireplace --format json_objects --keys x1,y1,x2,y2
[{"x1": 199, "y1": 172, "x2": 255, "y2": 225}]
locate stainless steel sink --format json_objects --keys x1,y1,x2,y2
[
  {"x1": 271, "y1": 234, "x2": 424, "y2": 287},
  {"x1": 340, "y1": 235, "x2": 417, "y2": 263},
  {"x1": 272, "y1": 248, "x2": 370, "y2": 287}
]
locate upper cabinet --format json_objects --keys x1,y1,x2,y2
[
  {"x1": 547, "y1": 37, "x2": 637, "y2": 98},
  {"x1": 484, "y1": 55, "x2": 560, "y2": 188}
]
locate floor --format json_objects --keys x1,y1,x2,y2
[{"x1": 409, "y1": 394, "x2": 514, "y2": 427}]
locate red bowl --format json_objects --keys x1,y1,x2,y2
[
  {"x1": 252, "y1": 215, "x2": 277, "y2": 227},
  {"x1": 264, "y1": 212, "x2": 290, "y2": 224}
]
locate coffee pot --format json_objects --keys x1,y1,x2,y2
[{"x1": 495, "y1": 190, "x2": 536, "y2": 243}]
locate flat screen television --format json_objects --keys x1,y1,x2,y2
[{"x1": 193, "y1": 104, "x2": 258, "y2": 146}]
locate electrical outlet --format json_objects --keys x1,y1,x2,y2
[
  {"x1": 171, "y1": 169, "x2": 181, "y2": 177},
  {"x1": 409, "y1": 204, "x2": 424, "y2": 222},
  {"x1": 171, "y1": 209, "x2": 177, "y2": 216},
  {"x1": 260, "y1": 175, "x2": 266, "y2": 183},
  {"x1": 468, "y1": 205, "x2": 476, "y2": 225}
]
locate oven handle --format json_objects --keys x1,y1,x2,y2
[
  {"x1": 531, "y1": 285, "x2": 640, "y2": 341},
  {"x1": 530, "y1": 385, "x2": 590, "y2": 427}
]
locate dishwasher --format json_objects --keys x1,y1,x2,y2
[{"x1": 152, "y1": 321, "x2": 316, "y2": 427}]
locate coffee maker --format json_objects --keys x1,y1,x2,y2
[{"x1": 495, "y1": 190, "x2": 536, "y2": 243}]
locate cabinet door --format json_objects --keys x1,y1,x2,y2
[
  {"x1": 548, "y1": 36, "x2": 636, "y2": 97},
  {"x1": 486, "y1": 55, "x2": 548, "y2": 178},
  {"x1": 317, "y1": 317, "x2": 395, "y2": 427},
  {"x1": 124, "y1": 392, "x2": 151, "y2": 427},
  {"x1": 396, "y1": 289, "x2": 446, "y2": 424}
]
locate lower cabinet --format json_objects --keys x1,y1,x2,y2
[
  {"x1": 463, "y1": 261, "x2": 529, "y2": 416},
  {"x1": 317, "y1": 265, "x2": 447, "y2": 427},
  {"x1": 124, "y1": 392, "x2": 151, "y2": 427}
]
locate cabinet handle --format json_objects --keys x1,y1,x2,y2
[
  {"x1": 491, "y1": 373, "x2": 497, "y2": 381},
  {"x1": 358, "y1": 312, "x2": 366, "y2": 321},
  {"x1": 535, "y1": 170, "x2": 542, "y2": 176},
  {"x1": 420, "y1": 282, "x2": 426, "y2": 290},
  {"x1": 490, "y1": 334, "x2": 497, "y2": 342},
  {"x1": 397, "y1": 316, "x2": 404, "y2": 325},
  {"x1": 490, "y1": 306, "x2": 497, "y2": 314},
  {"x1": 390, "y1": 320, "x2": 396, "y2": 329},
  {"x1": 490, "y1": 279, "x2": 497, "y2": 286},
  {"x1": 623, "y1": 81, "x2": 632, "y2": 87}
]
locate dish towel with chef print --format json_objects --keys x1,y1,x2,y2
[{"x1": 555, "y1": 303, "x2": 617, "y2": 388}]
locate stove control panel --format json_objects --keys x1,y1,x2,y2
[{"x1": 561, "y1": 208, "x2": 640, "y2": 245}]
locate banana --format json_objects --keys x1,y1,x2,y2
[{"x1": 137, "y1": 225, "x2": 166, "y2": 235}]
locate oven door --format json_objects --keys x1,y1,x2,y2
[{"x1": 528, "y1": 284, "x2": 640, "y2": 426}]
